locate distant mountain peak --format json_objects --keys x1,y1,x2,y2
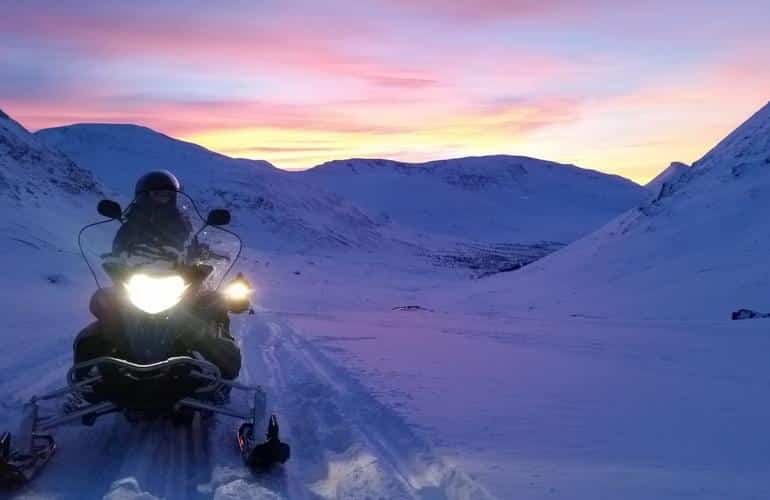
[
  {"x1": 302, "y1": 154, "x2": 646, "y2": 244},
  {"x1": 0, "y1": 108, "x2": 10, "y2": 120},
  {"x1": 693, "y1": 101, "x2": 770, "y2": 174},
  {"x1": 36, "y1": 123, "x2": 278, "y2": 173}
]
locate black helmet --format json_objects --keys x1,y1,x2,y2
[{"x1": 134, "y1": 170, "x2": 182, "y2": 196}]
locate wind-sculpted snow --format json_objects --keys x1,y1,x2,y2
[
  {"x1": 454, "y1": 101, "x2": 770, "y2": 320},
  {"x1": 302, "y1": 156, "x2": 647, "y2": 244}
]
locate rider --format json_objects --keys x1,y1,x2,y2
[
  {"x1": 112, "y1": 170, "x2": 191, "y2": 258},
  {"x1": 73, "y1": 171, "x2": 241, "y2": 380}
]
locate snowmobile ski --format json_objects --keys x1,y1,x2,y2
[
  {"x1": 238, "y1": 415, "x2": 291, "y2": 469},
  {"x1": 0, "y1": 431, "x2": 56, "y2": 488}
]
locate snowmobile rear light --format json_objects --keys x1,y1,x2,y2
[{"x1": 124, "y1": 273, "x2": 189, "y2": 314}]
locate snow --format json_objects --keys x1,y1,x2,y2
[
  {"x1": 303, "y1": 156, "x2": 646, "y2": 244},
  {"x1": 451, "y1": 101, "x2": 770, "y2": 321},
  {"x1": 645, "y1": 161, "x2": 690, "y2": 196},
  {"x1": 36, "y1": 124, "x2": 389, "y2": 253},
  {"x1": 37, "y1": 124, "x2": 645, "y2": 277},
  {"x1": 0, "y1": 113, "x2": 100, "y2": 203},
  {"x1": 283, "y1": 307, "x2": 770, "y2": 500},
  {"x1": 3, "y1": 101, "x2": 770, "y2": 499}
]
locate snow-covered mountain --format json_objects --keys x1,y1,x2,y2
[
  {"x1": 37, "y1": 124, "x2": 391, "y2": 253},
  {"x1": 645, "y1": 161, "x2": 690, "y2": 196},
  {"x1": 0, "y1": 109, "x2": 99, "y2": 204},
  {"x1": 0, "y1": 108, "x2": 104, "y2": 256},
  {"x1": 301, "y1": 156, "x2": 647, "y2": 244},
  {"x1": 454, "y1": 101, "x2": 770, "y2": 320},
  {"x1": 37, "y1": 124, "x2": 649, "y2": 271}
]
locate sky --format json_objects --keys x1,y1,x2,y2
[{"x1": 1, "y1": 0, "x2": 769, "y2": 183}]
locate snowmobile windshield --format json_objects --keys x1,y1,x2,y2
[{"x1": 79, "y1": 191, "x2": 241, "y2": 291}]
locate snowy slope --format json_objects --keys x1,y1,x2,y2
[
  {"x1": 301, "y1": 156, "x2": 647, "y2": 244},
  {"x1": 451, "y1": 101, "x2": 770, "y2": 320},
  {"x1": 37, "y1": 124, "x2": 391, "y2": 253},
  {"x1": 645, "y1": 161, "x2": 690, "y2": 196},
  {"x1": 0, "y1": 108, "x2": 104, "y2": 261},
  {"x1": 0, "y1": 109, "x2": 106, "y2": 341},
  {"x1": 0, "y1": 109, "x2": 99, "y2": 205}
]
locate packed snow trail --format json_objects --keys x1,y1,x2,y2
[{"x1": 222, "y1": 313, "x2": 493, "y2": 499}]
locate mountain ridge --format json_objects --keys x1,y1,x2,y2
[{"x1": 301, "y1": 155, "x2": 648, "y2": 244}]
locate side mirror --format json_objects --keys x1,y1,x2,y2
[
  {"x1": 97, "y1": 199, "x2": 123, "y2": 220},
  {"x1": 206, "y1": 209, "x2": 231, "y2": 226}
]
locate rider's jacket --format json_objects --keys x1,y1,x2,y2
[{"x1": 112, "y1": 203, "x2": 192, "y2": 259}]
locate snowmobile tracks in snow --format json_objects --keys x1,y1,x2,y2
[
  {"x1": 219, "y1": 316, "x2": 496, "y2": 499},
  {"x1": 2, "y1": 315, "x2": 493, "y2": 499}
]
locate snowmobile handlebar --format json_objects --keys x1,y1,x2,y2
[{"x1": 66, "y1": 355, "x2": 223, "y2": 393}]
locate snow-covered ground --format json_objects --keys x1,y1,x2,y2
[
  {"x1": 3, "y1": 101, "x2": 770, "y2": 499},
  {"x1": 250, "y1": 249, "x2": 770, "y2": 500}
]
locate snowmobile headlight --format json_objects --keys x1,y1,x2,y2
[
  {"x1": 223, "y1": 278, "x2": 252, "y2": 302},
  {"x1": 222, "y1": 273, "x2": 253, "y2": 314},
  {"x1": 124, "y1": 273, "x2": 189, "y2": 314}
]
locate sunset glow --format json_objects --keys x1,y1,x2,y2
[{"x1": 2, "y1": 0, "x2": 769, "y2": 182}]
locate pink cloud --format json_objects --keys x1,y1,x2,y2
[
  {"x1": 472, "y1": 96, "x2": 583, "y2": 133},
  {"x1": 382, "y1": 0, "x2": 598, "y2": 22},
  {"x1": 5, "y1": 96, "x2": 417, "y2": 136},
  {"x1": 366, "y1": 75, "x2": 441, "y2": 88},
  {"x1": 0, "y1": 7, "x2": 442, "y2": 90}
]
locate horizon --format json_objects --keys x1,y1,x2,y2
[
  {"x1": 17, "y1": 114, "x2": 668, "y2": 184},
  {"x1": 17, "y1": 101, "x2": 767, "y2": 186},
  {"x1": 3, "y1": 1, "x2": 770, "y2": 183}
]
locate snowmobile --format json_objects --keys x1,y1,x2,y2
[{"x1": 0, "y1": 192, "x2": 289, "y2": 487}]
